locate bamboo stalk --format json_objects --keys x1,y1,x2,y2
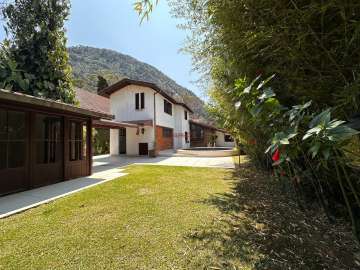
[
  {"x1": 336, "y1": 150, "x2": 360, "y2": 208},
  {"x1": 334, "y1": 159, "x2": 359, "y2": 242}
]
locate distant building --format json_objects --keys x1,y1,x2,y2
[
  {"x1": 189, "y1": 120, "x2": 235, "y2": 148},
  {"x1": 95, "y1": 78, "x2": 235, "y2": 155}
]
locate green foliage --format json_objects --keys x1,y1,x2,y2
[
  {"x1": 171, "y1": 0, "x2": 360, "y2": 116},
  {"x1": 96, "y1": 75, "x2": 109, "y2": 91},
  {"x1": 0, "y1": 42, "x2": 29, "y2": 91},
  {"x1": 93, "y1": 128, "x2": 110, "y2": 156},
  {"x1": 1, "y1": 0, "x2": 75, "y2": 103},
  {"x1": 134, "y1": 0, "x2": 159, "y2": 22},
  {"x1": 170, "y1": 0, "x2": 360, "y2": 240},
  {"x1": 210, "y1": 74, "x2": 360, "y2": 240}
]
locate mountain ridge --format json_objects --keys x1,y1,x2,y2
[{"x1": 68, "y1": 45, "x2": 208, "y2": 120}]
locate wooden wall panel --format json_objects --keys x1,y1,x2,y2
[
  {"x1": 0, "y1": 104, "x2": 94, "y2": 197},
  {"x1": 156, "y1": 126, "x2": 173, "y2": 151}
]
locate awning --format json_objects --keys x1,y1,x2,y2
[
  {"x1": 93, "y1": 119, "x2": 139, "y2": 129},
  {"x1": 123, "y1": 120, "x2": 153, "y2": 127}
]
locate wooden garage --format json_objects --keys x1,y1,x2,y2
[{"x1": 0, "y1": 89, "x2": 113, "y2": 196}]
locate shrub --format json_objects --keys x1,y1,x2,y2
[{"x1": 229, "y1": 75, "x2": 360, "y2": 241}]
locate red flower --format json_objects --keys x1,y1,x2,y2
[{"x1": 272, "y1": 148, "x2": 280, "y2": 162}]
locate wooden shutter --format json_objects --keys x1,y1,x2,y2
[
  {"x1": 141, "y1": 93, "x2": 145, "y2": 109},
  {"x1": 135, "y1": 93, "x2": 139, "y2": 110}
]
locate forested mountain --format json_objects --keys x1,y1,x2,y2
[{"x1": 69, "y1": 46, "x2": 208, "y2": 120}]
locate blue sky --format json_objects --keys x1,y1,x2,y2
[{"x1": 0, "y1": 0, "x2": 203, "y2": 98}]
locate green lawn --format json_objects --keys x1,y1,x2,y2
[
  {"x1": 0, "y1": 165, "x2": 249, "y2": 270},
  {"x1": 1, "y1": 164, "x2": 357, "y2": 269}
]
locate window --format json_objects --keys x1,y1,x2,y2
[
  {"x1": 0, "y1": 109, "x2": 26, "y2": 170},
  {"x1": 35, "y1": 115, "x2": 62, "y2": 164},
  {"x1": 184, "y1": 110, "x2": 188, "y2": 120},
  {"x1": 162, "y1": 127, "x2": 173, "y2": 138},
  {"x1": 164, "y1": 99, "x2": 172, "y2": 115},
  {"x1": 135, "y1": 92, "x2": 145, "y2": 110},
  {"x1": 224, "y1": 134, "x2": 234, "y2": 142},
  {"x1": 69, "y1": 121, "x2": 86, "y2": 161},
  {"x1": 82, "y1": 125, "x2": 87, "y2": 159},
  {"x1": 185, "y1": 131, "x2": 189, "y2": 143},
  {"x1": 190, "y1": 124, "x2": 204, "y2": 141}
]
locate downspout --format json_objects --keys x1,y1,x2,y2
[{"x1": 153, "y1": 92, "x2": 157, "y2": 155}]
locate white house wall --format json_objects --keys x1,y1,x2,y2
[
  {"x1": 110, "y1": 85, "x2": 155, "y2": 122},
  {"x1": 126, "y1": 126, "x2": 155, "y2": 156},
  {"x1": 173, "y1": 105, "x2": 182, "y2": 149},
  {"x1": 155, "y1": 94, "x2": 175, "y2": 129},
  {"x1": 110, "y1": 129, "x2": 119, "y2": 155},
  {"x1": 216, "y1": 131, "x2": 236, "y2": 148},
  {"x1": 174, "y1": 105, "x2": 190, "y2": 149},
  {"x1": 108, "y1": 84, "x2": 192, "y2": 155}
]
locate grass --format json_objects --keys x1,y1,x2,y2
[
  {"x1": 0, "y1": 164, "x2": 359, "y2": 269},
  {"x1": 0, "y1": 165, "x2": 243, "y2": 270},
  {"x1": 232, "y1": 155, "x2": 249, "y2": 167}
]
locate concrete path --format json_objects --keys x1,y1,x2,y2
[
  {"x1": 0, "y1": 154, "x2": 234, "y2": 219},
  {"x1": 94, "y1": 154, "x2": 235, "y2": 169},
  {"x1": 147, "y1": 156, "x2": 235, "y2": 168},
  {"x1": 0, "y1": 167, "x2": 127, "y2": 219}
]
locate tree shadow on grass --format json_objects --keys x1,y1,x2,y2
[{"x1": 186, "y1": 164, "x2": 360, "y2": 270}]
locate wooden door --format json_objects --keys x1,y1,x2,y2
[
  {"x1": 31, "y1": 113, "x2": 64, "y2": 188},
  {"x1": 0, "y1": 108, "x2": 29, "y2": 196},
  {"x1": 139, "y1": 143, "x2": 148, "y2": 156},
  {"x1": 119, "y1": 128, "x2": 126, "y2": 154},
  {"x1": 65, "y1": 119, "x2": 89, "y2": 180}
]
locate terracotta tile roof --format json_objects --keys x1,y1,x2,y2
[
  {"x1": 75, "y1": 88, "x2": 111, "y2": 116},
  {"x1": 0, "y1": 89, "x2": 113, "y2": 120}
]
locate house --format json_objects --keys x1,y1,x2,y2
[
  {"x1": 97, "y1": 78, "x2": 193, "y2": 156},
  {"x1": 0, "y1": 89, "x2": 134, "y2": 196},
  {"x1": 78, "y1": 78, "x2": 236, "y2": 155},
  {"x1": 190, "y1": 120, "x2": 235, "y2": 148}
]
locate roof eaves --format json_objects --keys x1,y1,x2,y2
[
  {"x1": 189, "y1": 119, "x2": 228, "y2": 133},
  {"x1": 99, "y1": 78, "x2": 194, "y2": 113},
  {"x1": 0, "y1": 89, "x2": 114, "y2": 120}
]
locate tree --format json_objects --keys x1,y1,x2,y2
[
  {"x1": 1, "y1": 0, "x2": 76, "y2": 104},
  {"x1": 97, "y1": 75, "x2": 108, "y2": 92},
  {"x1": 134, "y1": 0, "x2": 159, "y2": 22},
  {"x1": 171, "y1": 0, "x2": 360, "y2": 118}
]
